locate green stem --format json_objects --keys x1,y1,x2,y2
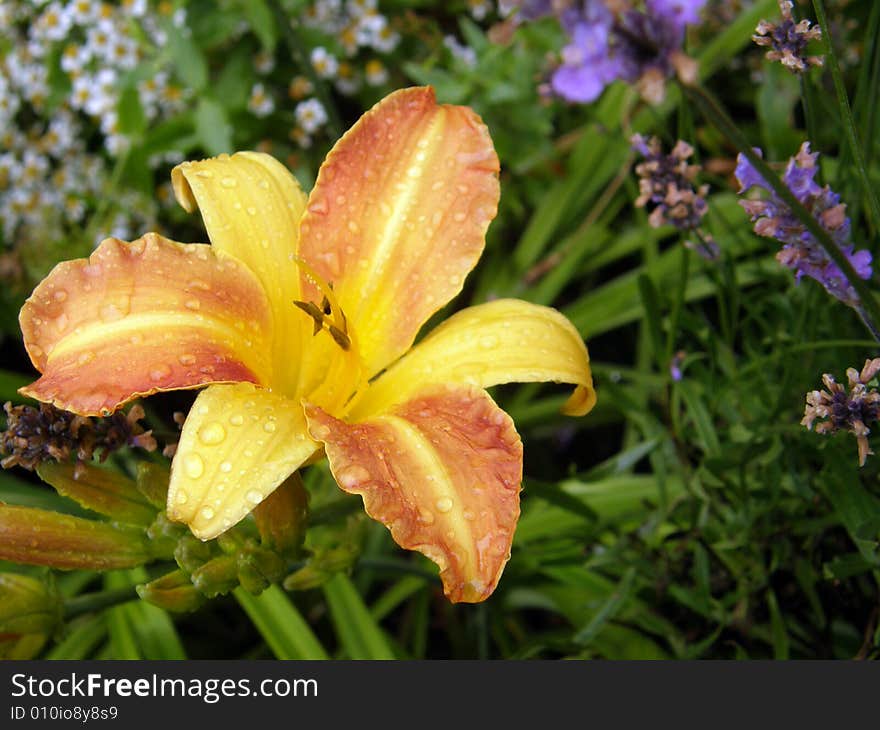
[
  {"x1": 272, "y1": 1, "x2": 343, "y2": 139},
  {"x1": 812, "y1": 0, "x2": 880, "y2": 233},
  {"x1": 681, "y1": 82, "x2": 880, "y2": 343},
  {"x1": 63, "y1": 586, "x2": 138, "y2": 619}
]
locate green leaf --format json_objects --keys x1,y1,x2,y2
[
  {"x1": 234, "y1": 585, "x2": 328, "y2": 660},
  {"x1": 573, "y1": 567, "x2": 638, "y2": 645},
  {"x1": 323, "y1": 573, "x2": 395, "y2": 659},
  {"x1": 168, "y1": 25, "x2": 208, "y2": 92},
  {"x1": 45, "y1": 616, "x2": 106, "y2": 660},
  {"x1": 196, "y1": 98, "x2": 233, "y2": 156},
  {"x1": 117, "y1": 85, "x2": 147, "y2": 137},
  {"x1": 241, "y1": 0, "x2": 277, "y2": 53}
]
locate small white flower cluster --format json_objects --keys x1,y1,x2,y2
[
  {"x1": 284, "y1": 0, "x2": 402, "y2": 147},
  {"x1": 0, "y1": 0, "x2": 178, "y2": 249}
]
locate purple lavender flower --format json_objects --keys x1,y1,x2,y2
[
  {"x1": 544, "y1": 0, "x2": 707, "y2": 105},
  {"x1": 735, "y1": 142, "x2": 871, "y2": 307},
  {"x1": 551, "y1": 4, "x2": 622, "y2": 102},
  {"x1": 753, "y1": 0, "x2": 824, "y2": 73}
]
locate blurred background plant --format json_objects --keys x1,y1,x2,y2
[{"x1": 1, "y1": 0, "x2": 879, "y2": 659}]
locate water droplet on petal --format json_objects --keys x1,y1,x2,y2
[
  {"x1": 183, "y1": 453, "x2": 204, "y2": 479},
  {"x1": 175, "y1": 490, "x2": 188, "y2": 505},
  {"x1": 337, "y1": 464, "x2": 371, "y2": 489},
  {"x1": 179, "y1": 353, "x2": 196, "y2": 366},
  {"x1": 149, "y1": 364, "x2": 171, "y2": 381},
  {"x1": 263, "y1": 421, "x2": 277, "y2": 433},
  {"x1": 435, "y1": 496, "x2": 454, "y2": 513},
  {"x1": 245, "y1": 489, "x2": 262, "y2": 505},
  {"x1": 246, "y1": 206, "x2": 257, "y2": 216},
  {"x1": 54, "y1": 289, "x2": 68, "y2": 302},
  {"x1": 419, "y1": 509, "x2": 435, "y2": 524},
  {"x1": 229, "y1": 414, "x2": 244, "y2": 426},
  {"x1": 200, "y1": 506, "x2": 215, "y2": 520},
  {"x1": 220, "y1": 461, "x2": 232, "y2": 473},
  {"x1": 198, "y1": 422, "x2": 226, "y2": 445},
  {"x1": 480, "y1": 335, "x2": 498, "y2": 349},
  {"x1": 184, "y1": 298, "x2": 200, "y2": 310},
  {"x1": 220, "y1": 177, "x2": 237, "y2": 188},
  {"x1": 77, "y1": 351, "x2": 95, "y2": 365}
]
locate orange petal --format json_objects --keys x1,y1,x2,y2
[
  {"x1": 298, "y1": 86, "x2": 500, "y2": 377},
  {"x1": 172, "y1": 152, "x2": 308, "y2": 395},
  {"x1": 19, "y1": 233, "x2": 272, "y2": 416},
  {"x1": 305, "y1": 384, "x2": 522, "y2": 603}
]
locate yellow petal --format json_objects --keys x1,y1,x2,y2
[
  {"x1": 353, "y1": 299, "x2": 596, "y2": 419},
  {"x1": 172, "y1": 152, "x2": 308, "y2": 394},
  {"x1": 167, "y1": 382, "x2": 319, "y2": 540},
  {"x1": 298, "y1": 86, "x2": 500, "y2": 377},
  {"x1": 19, "y1": 234, "x2": 273, "y2": 416},
  {"x1": 305, "y1": 384, "x2": 522, "y2": 603}
]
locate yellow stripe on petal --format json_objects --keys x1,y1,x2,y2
[
  {"x1": 172, "y1": 152, "x2": 308, "y2": 394},
  {"x1": 305, "y1": 385, "x2": 522, "y2": 603},
  {"x1": 167, "y1": 383, "x2": 319, "y2": 540},
  {"x1": 19, "y1": 234, "x2": 272, "y2": 416},
  {"x1": 353, "y1": 299, "x2": 596, "y2": 419},
  {"x1": 298, "y1": 86, "x2": 500, "y2": 378}
]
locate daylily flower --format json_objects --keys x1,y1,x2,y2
[{"x1": 18, "y1": 87, "x2": 596, "y2": 602}]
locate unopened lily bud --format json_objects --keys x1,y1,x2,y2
[
  {"x1": 190, "y1": 554, "x2": 238, "y2": 598},
  {"x1": 137, "y1": 569, "x2": 204, "y2": 613},
  {"x1": 283, "y1": 545, "x2": 359, "y2": 591},
  {"x1": 237, "y1": 545, "x2": 286, "y2": 595},
  {"x1": 0, "y1": 573, "x2": 62, "y2": 660},
  {"x1": 37, "y1": 461, "x2": 155, "y2": 527},
  {"x1": 0, "y1": 504, "x2": 155, "y2": 570},
  {"x1": 252, "y1": 473, "x2": 309, "y2": 557},
  {"x1": 0, "y1": 573, "x2": 62, "y2": 636},
  {"x1": 136, "y1": 461, "x2": 171, "y2": 509},
  {"x1": 174, "y1": 533, "x2": 215, "y2": 573}
]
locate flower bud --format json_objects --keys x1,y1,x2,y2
[
  {"x1": 252, "y1": 473, "x2": 309, "y2": 557},
  {"x1": 0, "y1": 573, "x2": 62, "y2": 659},
  {"x1": 0, "y1": 504, "x2": 157, "y2": 569},
  {"x1": 37, "y1": 461, "x2": 155, "y2": 527},
  {"x1": 137, "y1": 569, "x2": 204, "y2": 613}
]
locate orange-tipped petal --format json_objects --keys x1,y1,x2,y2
[
  {"x1": 167, "y1": 383, "x2": 319, "y2": 540},
  {"x1": 172, "y1": 152, "x2": 309, "y2": 395},
  {"x1": 352, "y1": 298, "x2": 596, "y2": 420},
  {"x1": 299, "y1": 86, "x2": 500, "y2": 377},
  {"x1": 19, "y1": 234, "x2": 273, "y2": 416},
  {"x1": 305, "y1": 385, "x2": 522, "y2": 603}
]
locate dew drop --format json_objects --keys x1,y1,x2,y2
[
  {"x1": 220, "y1": 177, "x2": 237, "y2": 188},
  {"x1": 337, "y1": 464, "x2": 370, "y2": 489},
  {"x1": 200, "y1": 506, "x2": 215, "y2": 520},
  {"x1": 220, "y1": 461, "x2": 232, "y2": 473},
  {"x1": 258, "y1": 179, "x2": 269, "y2": 189},
  {"x1": 175, "y1": 490, "x2": 188, "y2": 505},
  {"x1": 453, "y1": 211, "x2": 466, "y2": 222},
  {"x1": 246, "y1": 206, "x2": 257, "y2": 216},
  {"x1": 179, "y1": 353, "x2": 197, "y2": 366},
  {"x1": 229, "y1": 414, "x2": 244, "y2": 426},
  {"x1": 480, "y1": 335, "x2": 498, "y2": 349},
  {"x1": 99, "y1": 303, "x2": 125, "y2": 322},
  {"x1": 245, "y1": 489, "x2": 263, "y2": 505},
  {"x1": 77, "y1": 351, "x2": 95, "y2": 365},
  {"x1": 184, "y1": 298, "x2": 200, "y2": 311},
  {"x1": 347, "y1": 220, "x2": 359, "y2": 234},
  {"x1": 149, "y1": 364, "x2": 171, "y2": 381},
  {"x1": 53, "y1": 289, "x2": 68, "y2": 302},
  {"x1": 435, "y1": 496, "x2": 454, "y2": 513},
  {"x1": 419, "y1": 509, "x2": 435, "y2": 525},
  {"x1": 198, "y1": 422, "x2": 226, "y2": 445},
  {"x1": 263, "y1": 421, "x2": 277, "y2": 433},
  {"x1": 183, "y1": 453, "x2": 204, "y2": 479}
]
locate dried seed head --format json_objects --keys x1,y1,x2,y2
[
  {"x1": 753, "y1": 0, "x2": 824, "y2": 73},
  {"x1": 802, "y1": 358, "x2": 880, "y2": 466},
  {"x1": 1, "y1": 401, "x2": 156, "y2": 472}
]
